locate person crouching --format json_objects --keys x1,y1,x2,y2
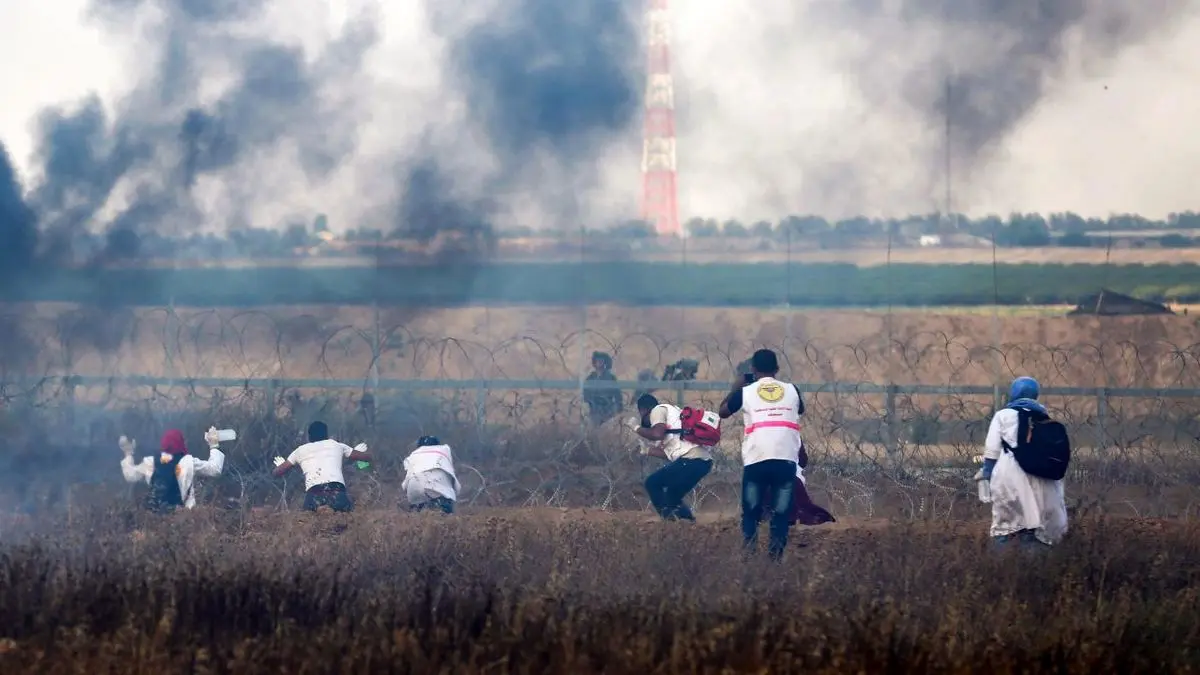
[
  {"x1": 629, "y1": 394, "x2": 714, "y2": 522},
  {"x1": 119, "y1": 427, "x2": 226, "y2": 513},
  {"x1": 403, "y1": 436, "x2": 459, "y2": 514},
  {"x1": 273, "y1": 421, "x2": 372, "y2": 513}
]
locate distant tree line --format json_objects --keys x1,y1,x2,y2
[
  {"x1": 575, "y1": 211, "x2": 1200, "y2": 248},
  {"x1": 58, "y1": 210, "x2": 1200, "y2": 263}
]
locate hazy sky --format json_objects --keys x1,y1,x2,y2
[{"x1": 1, "y1": 0, "x2": 1198, "y2": 235}]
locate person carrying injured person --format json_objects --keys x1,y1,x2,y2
[
  {"x1": 119, "y1": 427, "x2": 227, "y2": 513},
  {"x1": 977, "y1": 376, "x2": 1069, "y2": 548},
  {"x1": 273, "y1": 421, "x2": 372, "y2": 513},
  {"x1": 402, "y1": 436, "x2": 459, "y2": 514},
  {"x1": 628, "y1": 394, "x2": 714, "y2": 522}
]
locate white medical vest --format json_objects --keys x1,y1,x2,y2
[{"x1": 740, "y1": 377, "x2": 802, "y2": 466}]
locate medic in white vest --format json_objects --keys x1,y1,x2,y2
[
  {"x1": 719, "y1": 348, "x2": 806, "y2": 561},
  {"x1": 403, "y1": 436, "x2": 459, "y2": 514}
]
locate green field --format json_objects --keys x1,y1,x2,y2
[{"x1": 5, "y1": 262, "x2": 1198, "y2": 307}]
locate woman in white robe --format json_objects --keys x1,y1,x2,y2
[{"x1": 978, "y1": 376, "x2": 1068, "y2": 548}]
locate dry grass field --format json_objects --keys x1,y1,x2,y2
[
  {"x1": 13, "y1": 302, "x2": 1200, "y2": 386},
  {"x1": 1, "y1": 505, "x2": 1198, "y2": 673}
]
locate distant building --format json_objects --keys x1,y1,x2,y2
[
  {"x1": 1067, "y1": 289, "x2": 1175, "y2": 316},
  {"x1": 918, "y1": 235, "x2": 942, "y2": 247}
]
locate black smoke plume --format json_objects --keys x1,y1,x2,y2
[{"x1": 828, "y1": 0, "x2": 1192, "y2": 171}]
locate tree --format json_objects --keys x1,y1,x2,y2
[
  {"x1": 722, "y1": 219, "x2": 748, "y2": 236},
  {"x1": 750, "y1": 220, "x2": 774, "y2": 237},
  {"x1": 612, "y1": 220, "x2": 655, "y2": 238},
  {"x1": 281, "y1": 223, "x2": 311, "y2": 250},
  {"x1": 685, "y1": 218, "x2": 719, "y2": 237}
]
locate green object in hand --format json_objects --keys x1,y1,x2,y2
[{"x1": 356, "y1": 460, "x2": 371, "y2": 470}]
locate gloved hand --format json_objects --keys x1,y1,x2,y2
[
  {"x1": 204, "y1": 427, "x2": 220, "y2": 449},
  {"x1": 980, "y1": 457, "x2": 997, "y2": 481},
  {"x1": 354, "y1": 442, "x2": 368, "y2": 453},
  {"x1": 273, "y1": 456, "x2": 286, "y2": 468},
  {"x1": 625, "y1": 416, "x2": 641, "y2": 432},
  {"x1": 119, "y1": 436, "x2": 135, "y2": 456}
]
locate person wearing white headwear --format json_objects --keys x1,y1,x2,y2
[
  {"x1": 976, "y1": 376, "x2": 1069, "y2": 549},
  {"x1": 403, "y1": 436, "x2": 459, "y2": 514}
]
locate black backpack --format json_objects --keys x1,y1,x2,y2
[
  {"x1": 1001, "y1": 407, "x2": 1071, "y2": 481},
  {"x1": 145, "y1": 454, "x2": 185, "y2": 513}
]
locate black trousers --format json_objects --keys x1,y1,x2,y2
[
  {"x1": 303, "y1": 482, "x2": 353, "y2": 513},
  {"x1": 645, "y1": 458, "x2": 713, "y2": 521}
]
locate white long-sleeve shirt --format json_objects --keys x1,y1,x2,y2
[
  {"x1": 121, "y1": 449, "x2": 225, "y2": 509},
  {"x1": 983, "y1": 408, "x2": 1068, "y2": 544}
]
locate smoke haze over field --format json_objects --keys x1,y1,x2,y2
[{"x1": 1, "y1": 0, "x2": 1198, "y2": 251}]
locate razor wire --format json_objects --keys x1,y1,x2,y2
[{"x1": 2, "y1": 302, "x2": 1200, "y2": 517}]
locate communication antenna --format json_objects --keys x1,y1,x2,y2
[{"x1": 641, "y1": 0, "x2": 680, "y2": 236}]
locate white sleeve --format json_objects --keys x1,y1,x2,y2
[
  {"x1": 340, "y1": 443, "x2": 355, "y2": 458},
  {"x1": 649, "y1": 405, "x2": 670, "y2": 427},
  {"x1": 984, "y1": 409, "x2": 1019, "y2": 460},
  {"x1": 191, "y1": 448, "x2": 225, "y2": 478},
  {"x1": 121, "y1": 456, "x2": 153, "y2": 484}
]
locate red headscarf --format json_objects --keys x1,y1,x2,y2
[{"x1": 160, "y1": 429, "x2": 188, "y2": 456}]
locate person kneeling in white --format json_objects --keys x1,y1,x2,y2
[
  {"x1": 403, "y1": 436, "x2": 459, "y2": 514},
  {"x1": 119, "y1": 427, "x2": 226, "y2": 512},
  {"x1": 978, "y1": 376, "x2": 1068, "y2": 548}
]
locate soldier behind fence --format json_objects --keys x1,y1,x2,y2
[
  {"x1": 584, "y1": 351, "x2": 623, "y2": 426},
  {"x1": 403, "y1": 436, "x2": 459, "y2": 514},
  {"x1": 272, "y1": 421, "x2": 372, "y2": 513},
  {"x1": 119, "y1": 427, "x2": 226, "y2": 513}
]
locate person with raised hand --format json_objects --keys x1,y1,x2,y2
[
  {"x1": 272, "y1": 421, "x2": 371, "y2": 513},
  {"x1": 120, "y1": 427, "x2": 226, "y2": 513}
]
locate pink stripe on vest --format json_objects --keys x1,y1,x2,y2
[{"x1": 744, "y1": 420, "x2": 802, "y2": 434}]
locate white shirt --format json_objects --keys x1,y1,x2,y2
[
  {"x1": 121, "y1": 449, "x2": 225, "y2": 509},
  {"x1": 287, "y1": 439, "x2": 354, "y2": 491},
  {"x1": 649, "y1": 403, "x2": 712, "y2": 461},
  {"x1": 740, "y1": 377, "x2": 803, "y2": 466},
  {"x1": 983, "y1": 408, "x2": 1069, "y2": 544}
]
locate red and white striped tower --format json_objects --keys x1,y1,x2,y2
[{"x1": 641, "y1": 0, "x2": 679, "y2": 236}]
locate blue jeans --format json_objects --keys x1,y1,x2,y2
[
  {"x1": 742, "y1": 459, "x2": 797, "y2": 560},
  {"x1": 992, "y1": 528, "x2": 1049, "y2": 552},
  {"x1": 645, "y1": 458, "x2": 713, "y2": 521}
]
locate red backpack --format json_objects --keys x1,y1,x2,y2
[{"x1": 670, "y1": 406, "x2": 722, "y2": 447}]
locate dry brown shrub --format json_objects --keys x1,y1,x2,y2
[{"x1": 0, "y1": 508, "x2": 1198, "y2": 673}]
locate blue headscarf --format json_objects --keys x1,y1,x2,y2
[
  {"x1": 1007, "y1": 376, "x2": 1047, "y2": 415},
  {"x1": 981, "y1": 376, "x2": 1048, "y2": 480}
]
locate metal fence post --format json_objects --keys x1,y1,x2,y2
[
  {"x1": 1096, "y1": 388, "x2": 1108, "y2": 451},
  {"x1": 885, "y1": 384, "x2": 899, "y2": 456}
]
